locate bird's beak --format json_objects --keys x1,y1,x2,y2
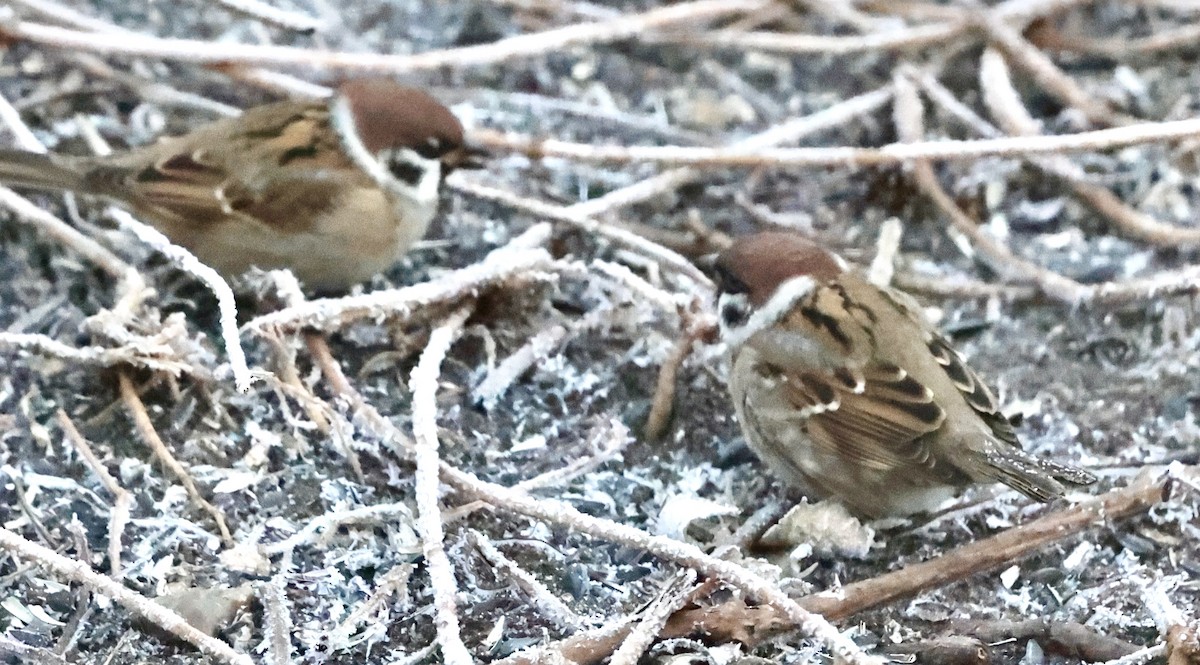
[{"x1": 442, "y1": 141, "x2": 488, "y2": 172}]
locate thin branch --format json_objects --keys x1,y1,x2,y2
[
  {"x1": 564, "y1": 85, "x2": 894, "y2": 218},
  {"x1": 409, "y1": 307, "x2": 474, "y2": 665},
  {"x1": 795, "y1": 469, "x2": 1178, "y2": 621},
  {"x1": 261, "y1": 574, "x2": 294, "y2": 665},
  {"x1": 443, "y1": 418, "x2": 636, "y2": 524},
  {"x1": 243, "y1": 223, "x2": 556, "y2": 333},
  {"x1": 447, "y1": 179, "x2": 713, "y2": 289},
  {"x1": 6, "y1": 0, "x2": 320, "y2": 104},
  {"x1": 56, "y1": 410, "x2": 133, "y2": 578},
  {"x1": 1101, "y1": 644, "x2": 1167, "y2": 665},
  {"x1": 0, "y1": 0, "x2": 768, "y2": 72},
  {"x1": 0, "y1": 332, "x2": 193, "y2": 375},
  {"x1": 0, "y1": 527, "x2": 253, "y2": 665},
  {"x1": 473, "y1": 305, "x2": 615, "y2": 409},
  {"x1": 643, "y1": 327, "x2": 702, "y2": 442},
  {"x1": 973, "y1": 7, "x2": 1132, "y2": 127},
  {"x1": 643, "y1": 22, "x2": 963, "y2": 54},
  {"x1": 472, "y1": 530, "x2": 587, "y2": 632},
  {"x1": 106, "y1": 209, "x2": 256, "y2": 392},
  {"x1": 0, "y1": 635, "x2": 72, "y2": 665},
  {"x1": 470, "y1": 115, "x2": 1200, "y2": 168},
  {"x1": 610, "y1": 571, "x2": 698, "y2": 665},
  {"x1": 200, "y1": 0, "x2": 323, "y2": 32},
  {"x1": 117, "y1": 372, "x2": 234, "y2": 546},
  {"x1": 977, "y1": 48, "x2": 1200, "y2": 247},
  {"x1": 262, "y1": 503, "x2": 416, "y2": 557},
  {"x1": 867, "y1": 217, "x2": 904, "y2": 287}
]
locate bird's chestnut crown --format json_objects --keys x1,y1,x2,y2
[
  {"x1": 338, "y1": 80, "x2": 467, "y2": 161},
  {"x1": 713, "y1": 232, "x2": 844, "y2": 305}
]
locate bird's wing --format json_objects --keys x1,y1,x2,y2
[
  {"x1": 925, "y1": 333, "x2": 1021, "y2": 447},
  {"x1": 877, "y1": 284, "x2": 1021, "y2": 448},
  {"x1": 746, "y1": 280, "x2": 946, "y2": 473},
  {"x1": 84, "y1": 101, "x2": 369, "y2": 232},
  {"x1": 772, "y1": 360, "x2": 946, "y2": 471}
]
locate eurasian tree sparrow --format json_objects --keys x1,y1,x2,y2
[
  {"x1": 0, "y1": 79, "x2": 482, "y2": 290},
  {"x1": 710, "y1": 232, "x2": 1096, "y2": 517}
]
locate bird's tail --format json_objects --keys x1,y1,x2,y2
[
  {"x1": 976, "y1": 445, "x2": 1096, "y2": 503},
  {"x1": 0, "y1": 149, "x2": 86, "y2": 192}
]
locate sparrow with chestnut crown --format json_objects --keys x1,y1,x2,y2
[
  {"x1": 0, "y1": 79, "x2": 483, "y2": 290},
  {"x1": 708, "y1": 232, "x2": 1096, "y2": 518}
]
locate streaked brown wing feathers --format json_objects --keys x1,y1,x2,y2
[
  {"x1": 778, "y1": 360, "x2": 945, "y2": 471},
  {"x1": 928, "y1": 334, "x2": 1020, "y2": 447},
  {"x1": 100, "y1": 100, "x2": 362, "y2": 233}
]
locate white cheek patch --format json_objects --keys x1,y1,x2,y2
[
  {"x1": 720, "y1": 275, "x2": 816, "y2": 351},
  {"x1": 330, "y1": 95, "x2": 392, "y2": 187},
  {"x1": 330, "y1": 96, "x2": 441, "y2": 208},
  {"x1": 387, "y1": 147, "x2": 441, "y2": 208}
]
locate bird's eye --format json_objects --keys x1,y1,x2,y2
[
  {"x1": 714, "y1": 263, "x2": 749, "y2": 296},
  {"x1": 416, "y1": 137, "x2": 445, "y2": 159}
]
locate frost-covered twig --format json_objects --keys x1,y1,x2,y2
[
  {"x1": 106, "y1": 209, "x2": 256, "y2": 392},
  {"x1": 472, "y1": 530, "x2": 587, "y2": 631},
  {"x1": 201, "y1": 0, "x2": 323, "y2": 32},
  {"x1": 0, "y1": 527, "x2": 253, "y2": 665},
  {"x1": 0, "y1": 184, "x2": 148, "y2": 297},
  {"x1": 263, "y1": 503, "x2": 416, "y2": 556},
  {"x1": 1032, "y1": 23, "x2": 1200, "y2": 56},
  {"x1": 610, "y1": 571, "x2": 698, "y2": 665},
  {"x1": 447, "y1": 179, "x2": 712, "y2": 289},
  {"x1": 972, "y1": 5, "x2": 1131, "y2": 127},
  {"x1": 0, "y1": 88, "x2": 44, "y2": 151},
  {"x1": 117, "y1": 372, "x2": 234, "y2": 545},
  {"x1": 409, "y1": 307, "x2": 474, "y2": 665},
  {"x1": 796, "y1": 468, "x2": 1178, "y2": 621},
  {"x1": 443, "y1": 418, "x2": 636, "y2": 524},
  {"x1": 1099, "y1": 644, "x2": 1167, "y2": 665},
  {"x1": 892, "y1": 271, "x2": 1039, "y2": 301},
  {"x1": 261, "y1": 573, "x2": 294, "y2": 665},
  {"x1": 244, "y1": 223, "x2": 555, "y2": 333},
  {"x1": 332, "y1": 564, "x2": 415, "y2": 646},
  {"x1": 0, "y1": 0, "x2": 767, "y2": 72},
  {"x1": 8, "y1": 0, "x2": 328, "y2": 100},
  {"x1": 0, "y1": 332, "x2": 192, "y2": 375},
  {"x1": 0, "y1": 636, "x2": 72, "y2": 665},
  {"x1": 867, "y1": 218, "x2": 903, "y2": 288},
  {"x1": 56, "y1": 410, "x2": 133, "y2": 578},
  {"x1": 474, "y1": 304, "x2": 614, "y2": 409},
  {"x1": 509, "y1": 85, "x2": 895, "y2": 218},
  {"x1": 495, "y1": 615, "x2": 638, "y2": 665},
  {"x1": 471, "y1": 115, "x2": 1200, "y2": 168},
  {"x1": 643, "y1": 22, "x2": 962, "y2": 53},
  {"x1": 977, "y1": 48, "x2": 1200, "y2": 247}
]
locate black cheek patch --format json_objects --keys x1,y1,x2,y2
[
  {"x1": 721, "y1": 301, "x2": 748, "y2": 327},
  {"x1": 388, "y1": 160, "x2": 424, "y2": 186}
]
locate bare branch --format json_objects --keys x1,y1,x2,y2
[{"x1": 409, "y1": 307, "x2": 474, "y2": 665}]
